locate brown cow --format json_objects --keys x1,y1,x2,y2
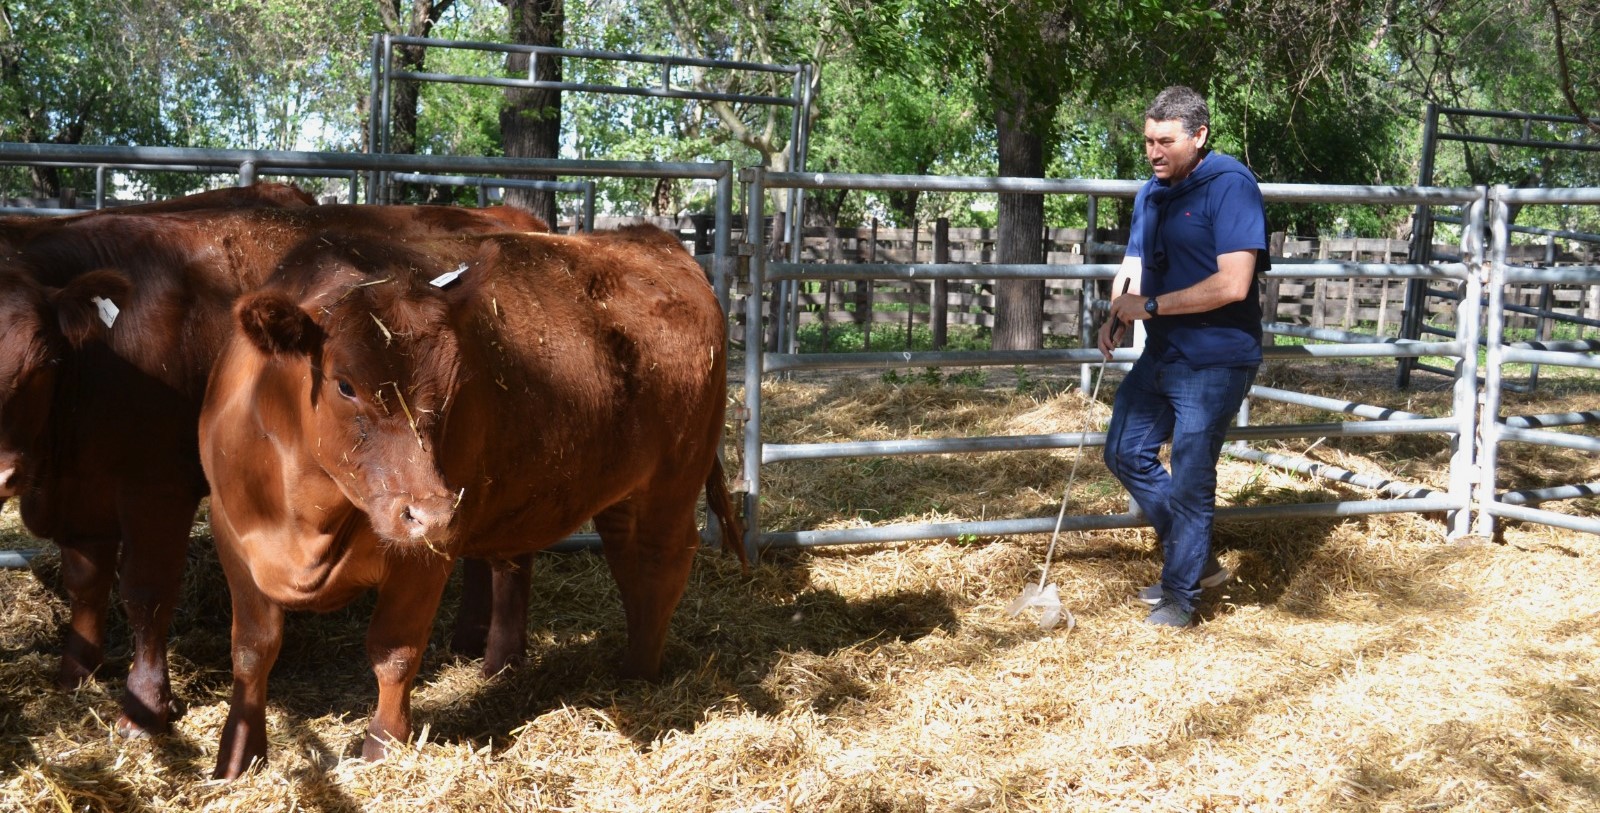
[
  {"x1": 0, "y1": 188, "x2": 547, "y2": 737},
  {"x1": 199, "y1": 225, "x2": 742, "y2": 779}
]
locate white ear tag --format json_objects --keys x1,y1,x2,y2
[
  {"x1": 430, "y1": 263, "x2": 469, "y2": 288},
  {"x1": 91, "y1": 296, "x2": 120, "y2": 328}
]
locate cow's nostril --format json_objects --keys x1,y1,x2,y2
[{"x1": 399, "y1": 498, "x2": 453, "y2": 541}]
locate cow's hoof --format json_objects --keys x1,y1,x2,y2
[
  {"x1": 479, "y1": 651, "x2": 523, "y2": 679},
  {"x1": 54, "y1": 662, "x2": 95, "y2": 691},
  {"x1": 115, "y1": 711, "x2": 172, "y2": 739}
]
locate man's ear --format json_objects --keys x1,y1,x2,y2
[
  {"x1": 1194, "y1": 124, "x2": 1209, "y2": 149},
  {"x1": 236, "y1": 290, "x2": 322, "y2": 356},
  {"x1": 52, "y1": 270, "x2": 133, "y2": 348}
]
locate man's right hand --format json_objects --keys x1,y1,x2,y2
[{"x1": 1098, "y1": 315, "x2": 1126, "y2": 361}]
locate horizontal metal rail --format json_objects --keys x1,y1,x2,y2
[
  {"x1": 0, "y1": 142, "x2": 732, "y2": 181},
  {"x1": 1483, "y1": 502, "x2": 1600, "y2": 535},
  {"x1": 1248, "y1": 385, "x2": 1431, "y2": 421},
  {"x1": 1499, "y1": 482, "x2": 1600, "y2": 506},
  {"x1": 761, "y1": 416, "x2": 1459, "y2": 465},
  {"x1": 0, "y1": 550, "x2": 37, "y2": 568},
  {"x1": 1224, "y1": 446, "x2": 1440, "y2": 499},
  {"x1": 1502, "y1": 348, "x2": 1600, "y2": 370},
  {"x1": 1502, "y1": 410, "x2": 1600, "y2": 429},
  {"x1": 763, "y1": 340, "x2": 1464, "y2": 374},
  {"x1": 1495, "y1": 425, "x2": 1600, "y2": 453},
  {"x1": 385, "y1": 34, "x2": 803, "y2": 75},
  {"x1": 1503, "y1": 265, "x2": 1600, "y2": 284},
  {"x1": 761, "y1": 496, "x2": 1464, "y2": 549},
  {"x1": 389, "y1": 172, "x2": 591, "y2": 194},
  {"x1": 766, "y1": 262, "x2": 1120, "y2": 282}
]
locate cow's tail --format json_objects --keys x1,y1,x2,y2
[{"x1": 705, "y1": 457, "x2": 749, "y2": 572}]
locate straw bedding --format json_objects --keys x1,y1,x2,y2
[{"x1": 2, "y1": 360, "x2": 1597, "y2": 811}]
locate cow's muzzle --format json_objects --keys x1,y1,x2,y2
[{"x1": 397, "y1": 492, "x2": 457, "y2": 547}]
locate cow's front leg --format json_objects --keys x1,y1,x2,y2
[
  {"x1": 213, "y1": 560, "x2": 285, "y2": 780},
  {"x1": 363, "y1": 561, "x2": 451, "y2": 761},
  {"x1": 54, "y1": 536, "x2": 118, "y2": 690},
  {"x1": 114, "y1": 493, "x2": 200, "y2": 736}
]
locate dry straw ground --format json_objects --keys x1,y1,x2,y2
[{"x1": 2, "y1": 360, "x2": 1598, "y2": 812}]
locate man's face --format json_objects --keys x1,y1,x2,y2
[{"x1": 1144, "y1": 118, "x2": 1208, "y2": 183}]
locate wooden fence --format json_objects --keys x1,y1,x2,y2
[{"x1": 559, "y1": 213, "x2": 1600, "y2": 344}]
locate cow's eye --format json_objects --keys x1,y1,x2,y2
[{"x1": 336, "y1": 379, "x2": 357, "y2": 399}]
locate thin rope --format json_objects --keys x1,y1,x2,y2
[{"x1": 1035, "y1": 361, "x2": 1110, "y2": 590}]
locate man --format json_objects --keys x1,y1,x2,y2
[{"x1": 1097, "y1": 85, "x2": 1269, "y2": 628}]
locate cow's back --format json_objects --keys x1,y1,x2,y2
[{"x1": 439, "y1": 228, "x2": 728, "y2": 555}]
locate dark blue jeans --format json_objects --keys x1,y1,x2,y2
[{"x1": 1103, "y1": 355, "x2": 1258, "y2": 612}]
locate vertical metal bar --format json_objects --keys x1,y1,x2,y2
[
  {"x1": 379, "y1": 34, "x2": 396, "y2": 203},
  {"x1": 583, "y1": 181, "x2": 596, "y2": 233},
  {"x1": 1448, "y1": 188, "x2": 1486, "y2": 537},
  {"x1": 477, "y1": 182, "x2": 489, "y2": 208},
  {"x1": 1398, "y1": 102, "x2": 1441, "y2": 388},
  {"x1": 742, "y1": 168, "x2": 768, "y2": 562},
  {"x1": 238, "y1": 161, "x2": 257, "y2": 186},
  {"x1": 713, "y1": 161, "x2": 733, "y2": 314},
  {"x1": 1081, "y1": 195, "x2": 1098, "y2": 392},
  {"x1": 1528, "y1": 282, "x2": 1554, "y2": 391},
  {"x1": 1474, "y1": 187, "x2": 1509, "y2": 538},
  {"x1": 932, "y1": 217, "x2": 949, "y2": 350},
  {"x1": 700, "y1": 162, "x2": 736, "y2": 551},
  {"x1": 366, "y1": 33, "x2": 384, "y2": 201},
  {"x1": 94, "y1": 166, "x2": 106, "y2": 209},
  {"x1": 782, "y1": 67, "x2": 808, "y2": 355}
]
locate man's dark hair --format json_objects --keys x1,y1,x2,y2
[{"x1": 1144, "y1": 86, "x2": 1209, "y2": 136}]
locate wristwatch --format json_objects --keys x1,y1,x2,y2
[{"x1": 1144, "y1": 296, "x2": 1160, "y2": 317}]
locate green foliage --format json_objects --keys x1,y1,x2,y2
[
  {"x1": 795, "y1": 322, "x2": 991, "y2": 354},
  {"x1": 1, "y1": 0, "x2": 382, "y2": 196}
]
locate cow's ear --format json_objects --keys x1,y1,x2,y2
[
  {"x1": 237, "y1": 290, "x2": 321, "y2": 356},
  {"x1": 52, "y1": 269, "x2": 133, "y2": 348}
]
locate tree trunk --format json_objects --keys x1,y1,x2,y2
[
  {"x1": 499, "y1": 0, "x2": 565, "y2": 228},
  {"x1": 383, "y1": 1, "x2": 456, "y2": 201},
  {"x1": 991, "y1": 88, "x2": 1048, "y2": 351}
]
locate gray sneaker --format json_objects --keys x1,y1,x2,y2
[
  {"x1": 1146, "y1": 598, "x2": 1193, "y2": 628},
  {"x1": 1137, "y1": 560, "x2": 1231, "y2": 605}
]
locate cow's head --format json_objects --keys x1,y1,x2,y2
[
  {"x1": 233, "y1": 256, "x2": 476, "y2": 551},
  {"x1": 0, "y1": 269, "x2": 131, "y2": 498}
]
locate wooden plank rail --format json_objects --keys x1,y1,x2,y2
[{"x1": 586, "y1": 216, "x2": 1597, "y2": 341}]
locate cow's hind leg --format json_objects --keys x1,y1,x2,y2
[
  {"x1": 450, "y1": 554, "x2": 531, "y2": 677},
  {"x1": 362, "y1": 559, "x2": 451, "y2": 762},
  {"x1": 114, "y1": 492, "x2": 200, "y2": 736},
  {"x1": 54, "y1": 535, "x2": 118, "y2": 690},
  {"x1": 449, "y1": 558, "x2": 492, "y2": 659},
  {"x1": 594, "y1": 500, "x2": 699, "y2": 681},
  {"x1": 482, "y1": 554, "x2": 531, "y2": 677}
]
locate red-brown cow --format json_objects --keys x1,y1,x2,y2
[
  {"x1": 0, "y1": 188, "x2": 547, "y2": 737},
  {"x1": 199, "y1": 225, "x2": 742, "y2": 779}
]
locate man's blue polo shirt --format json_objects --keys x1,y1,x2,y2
[{"x1": 1127, "y1": 151, "x2": 1269, "y2": 368}]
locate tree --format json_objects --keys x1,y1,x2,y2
[
  {"x1": 1384, "y1": 0, "x2": 1600, "y2": 192},
  {"x1": 1548, "y1": 0, "x2": 1600, "y2": 132},
  {"x1": 805, "y1": 56, "x2": 982, "y2": 227},
  {"x1": 1, "y1": 0, "x2": 380, "y2": 197},
  {"x1": 377, "y1": 0, "x2": 460, "y2": 156},
  {"x1": 499, "y1": 0, "x2": 564, "y2": 226},
  {"x1": 839, "y1": 0, "x2": 1211, "y2": 349}
]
